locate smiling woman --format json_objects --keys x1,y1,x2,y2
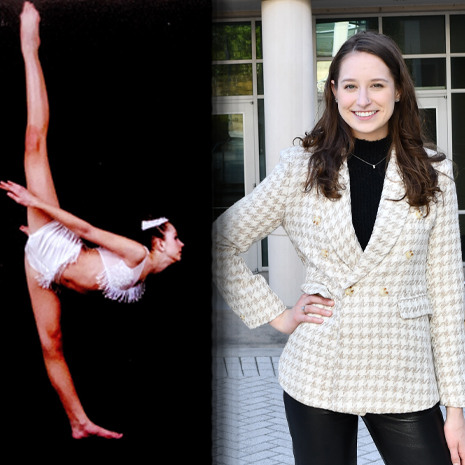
[
  {"x1": 213, "y1": 29, "x2": 465, "y2": 465},
  {"x1": 303, "y1": 31, "x2": 445, "y2": 214},
  {"x1": 331, "y1": 52, "x2": 399, "y2": 141}
]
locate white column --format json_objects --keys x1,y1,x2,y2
[{"x1": 261, "y1": 0, "x2": 315, "y2": 306}]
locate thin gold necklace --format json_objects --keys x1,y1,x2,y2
[{"x1": 351, "y1": 154, "x2": 387, "y2": 169}]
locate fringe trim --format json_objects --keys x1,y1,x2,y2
[{"x1": 96, "y1": 271, "x2": 145, "y2": 303}]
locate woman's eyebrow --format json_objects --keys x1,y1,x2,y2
[{"x1": 340, "y1": 77, "x2": 390, "y2": 83}]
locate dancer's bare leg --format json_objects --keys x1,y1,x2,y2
[
  {"x1": 20, "y1": 3, "x2": 122, "y2": 440},
  {"x1": 25, "y1": 261, "x2": 123, "y2": 439},
  {"x1": 20, "y1": 1, "x2": 58, "y2": 233}
]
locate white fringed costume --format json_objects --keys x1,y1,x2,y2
[{"x1": 25, "y1": 220, "x2": 146, "y2": 303}]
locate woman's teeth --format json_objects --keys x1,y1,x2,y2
[{"x1": 354, "y1": 111, "x2": 377, "y2": 117}]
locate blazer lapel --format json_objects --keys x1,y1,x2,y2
[
  {"x1": 322, "y1": 159, "x2": 363, "y2": 271},
  {"x1": 344, "y1": 150, "x2": 410, "y2": 286}
]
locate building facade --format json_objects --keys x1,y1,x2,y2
[{"x1": 212, "y1": 0, "x2": 465, "y2": 305}]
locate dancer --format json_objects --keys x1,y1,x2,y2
[
  {"x1": 1, "y1": 2, "x2": 184, "y2": 439},
  {"x1": 214, "y1": 31, "x2": 465, "y2": 464}
]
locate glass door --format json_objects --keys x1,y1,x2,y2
[
  {"x1": 417, "y1": 95, "x2": 448, "y2": 153},
  {"x1": 212, "y1": 100, "x2": 260, "y2": 272}
]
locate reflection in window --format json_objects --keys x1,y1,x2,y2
[
  {"x1": 450, "y1": 15, "x2": 465, "y2": 53},
  {"x1": 316, "y1": 18, "x2": 378, "y2": 92},
  {"x1": 212, "y1": 21, "x2": 263, "y2": 97},
  {"x1": 316, "y1": 18, "x2": 378, "y2": 57},
  {"x1": 383, "y1": 16, "x2": 445, "y2": 54},
  {"x1": 419, "y1": 108, "x2": 437, "y2": 146},
  {"x1": 404, "y1": 58, "x2": 446, "y2": 90},
  {"x1": 452, "y1": 94, "x2": 465, "y2": 212},
  {"x1": 455, "y1": 210, "x2": 465, "y2": 262},
  {"x1": 256, "y1": 21, "x2": 262, "y2": 59},
  {"x1": 256, "y1": 63, "x2": 264, "y2": 95},
  {"x1": 258, "y1": 99, "x2": 268, "y2": 266},
  {"x1": 212, "y1": 22, "x2": 252, "y2": 61},
  {"x1": 212, "y1": 64, "x2": 253, "y2": 96},
  {"x1": 212, "y1": 114, "x2": 245, "y2": 220},
  {"x1": 452, "y1": 93, "x2": 465, "y2": 262},
  {"x1": 451, "y1": 58, "x2": 465, "y2": 89},
  {"x1": 317, "y1": 61, "x2": 331, "y2": 93}
]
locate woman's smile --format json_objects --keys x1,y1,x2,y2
[{"x1": 352, "y1": 110, "x2": 378, "y2": 119}]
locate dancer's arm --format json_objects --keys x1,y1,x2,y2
[{"x1": 1, "y1": 180, "x2": 147, "y2": 267}]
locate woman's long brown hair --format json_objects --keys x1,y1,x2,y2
[{"x1": 301, "y1": 31, "x2": 445, "y2": 215}]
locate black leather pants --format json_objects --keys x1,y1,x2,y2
[{"x1": 283, "y1": 391, "x2": 452, "y2": 465}]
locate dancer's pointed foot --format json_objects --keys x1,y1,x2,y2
[
  {"x1": 20, "y1": 2, "x2": 41, "y2": 54},
  {"x1": 71, "y1": 420, "x2": 123, "y2": 440}
]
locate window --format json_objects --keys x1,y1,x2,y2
[
  {"x1": 212, "y1": 21, "x2": 263, "y2": 97},
  {"x1": 383, "y1": 16, "x2": 446, "y2": 91},
  {"x1": 316, "y1": 18, "x2": 379, "y2": 57},
  {"x1": 212, "y1": 20, "x2": 268, "y2": 267},
  {"x1": 448, "y1": 14, "x2": 465, "y2": 53},
  {"x1": 452, "y1": 93, "x2": 465, "y2": 262},
  {"x1": 404, "y1": 58, "x2": 446, "y2": 90},
  {"x1": 451, "y1": 58, "x2": 465, "y2": 89},
  {"x1": 316, "y1": 18, "x2": 378, "y2": 92},
  {"x1": 316, "y1": 16, "x2": 450, "y2": 92},
  {"x1": 451, "y1": 14, "x2": 465, "y2": 261},
  {"x1": 382, "y1": 16, "x2": 445, "y2": 54}
]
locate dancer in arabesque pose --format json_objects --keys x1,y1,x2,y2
[{"x1": 1, "y1": 2, "x2": 184, "y2": 439}]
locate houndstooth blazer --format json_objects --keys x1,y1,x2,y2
[{"x1": 213, "y1": 145, "x2": 465, "y2": 415}]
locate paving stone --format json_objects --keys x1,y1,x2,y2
[{"x1": 212, "y1": 353, "x2": 387, "y2": 464}]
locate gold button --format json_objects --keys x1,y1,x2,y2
[
  {"x1": 240, "y1": 314, "x2": 246, "y2": 321},
  {"x1": 379, "y1": 287, "x2": 389, "y2": 296},
  {"x1": 414, "y1": 208, "x2": 423, "y2": 219},
  {"x1": 313, "y1": 216, "x2": 321, "y2": 225},
  {"x1": 321, "y1": 249, "x2": 329, "y2": 259},
  {"x1": 405, "y1": 250, "x2": 414, "y2": 259},
  {"x1": 345, "y1": 286, "x2": 355, "y2": 296}
]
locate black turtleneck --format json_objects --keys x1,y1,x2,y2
[{"x1": 347, "y1": 136, "x2": 391, "y2": 251}]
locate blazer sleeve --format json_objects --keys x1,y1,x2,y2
[
  {"x1": 427, "y1": 158, "x2": 465, "y2": 408},
  {"x1": 212, "y1": 148, "x2": 298, "y2": 329}
]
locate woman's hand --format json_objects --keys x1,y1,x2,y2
[
  {"x1": 445, "y1": 407, "x2": 465, "y2": 465},
  {"x1": 269, "y1": 293, "x2": 334, "y2": 335},
  {"x1": 0, "y1": 180, "x2": 39, "y2": 208}
]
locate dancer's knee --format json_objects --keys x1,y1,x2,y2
[
  {"x1": 40, "y1": 328, "x2": 64, "y2": 360},
  {"x1": 25, "y1": 125, "x2": 46, "y2": 154}
]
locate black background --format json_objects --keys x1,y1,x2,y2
[{"x1": 0, "y1": 0, "x2": 212, "y2": 460}]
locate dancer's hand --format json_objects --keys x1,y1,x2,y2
[
  {"x1": 20, "y1": 1, "x2": 41, "y2": 55},
  {"x1": 269, "y1": 294, "x2": 334, "y2": 335},
  {"x1": 0, "y1": 180, "x2": 39, "y2": 208}
]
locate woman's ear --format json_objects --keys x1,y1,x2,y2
[
  {"x1": 152, "y1": 237, "x2": 165, "y2": 253},
  {"x1": 331, "y1": 79, "x2": 338, "y2": 102}
]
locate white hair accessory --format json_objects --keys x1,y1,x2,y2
[{"x1": 141, "y1": 217, "x2": 169, "y2": 231}]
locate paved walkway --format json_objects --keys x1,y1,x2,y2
[{"x1": 212, "y1": 347, "x2": 385, "y2": 465}]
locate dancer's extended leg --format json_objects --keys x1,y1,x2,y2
[
  {"x1": 20, "y1": 2, "x2": 58, "y2": 233},
  {"x1": 25, "y1": 260, "x2": 123, "y2": 439},
  {"x1": 19, "y1": 3, "x2": 122, "y2": 440}
]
